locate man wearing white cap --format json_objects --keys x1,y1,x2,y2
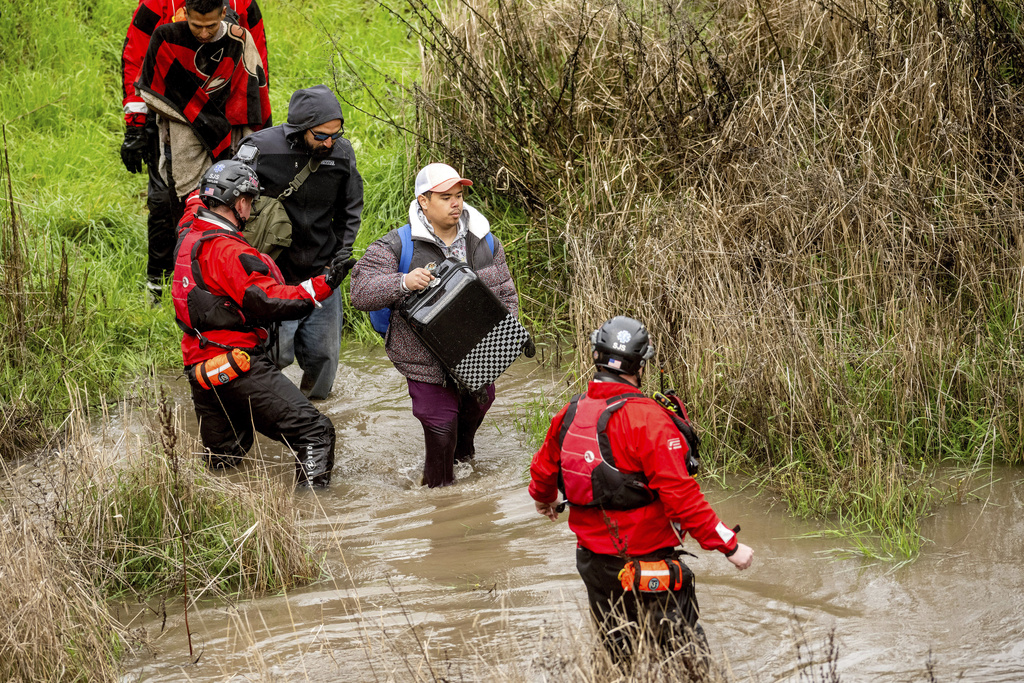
[{"x1": 350, "y1": 163, "x2": 521, "y2": 487}]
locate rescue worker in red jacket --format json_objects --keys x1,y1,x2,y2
[
  {"x1": 172, "y1": 160, "x2": 354, "y2": 486},
  {"x1": 119, "y1": 0, "x2": 268, "y2": 300},
  {"x1": 529, "y1": 316, "x2": 754, "y2": 660}
]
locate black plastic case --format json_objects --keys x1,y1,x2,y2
[{"x1": 400, "y1": 258, "x2": 529, "y2": 391}]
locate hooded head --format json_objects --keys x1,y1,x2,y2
[{"x1": 282, "y1": 85, "x2": 345, "y2": 139}]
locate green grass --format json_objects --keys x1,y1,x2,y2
[{"x1": 0, "y1": 0, "x2": 427, "y2": 446}]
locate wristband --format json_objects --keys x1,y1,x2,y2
[{"x1": 723, "y1": 524, "x2": 741, "y2": 556}]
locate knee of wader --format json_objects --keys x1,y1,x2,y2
[
  {"x1": 421, "y1": 416, "x2": 457, "y2": 443},
  {"x1": 421, "y1": 419, "x2": 457, "y2": 455}
]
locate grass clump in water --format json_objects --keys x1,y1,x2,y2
[
  {"x1": 50, "y1": 394, "x2": 320, "y2": 600},
  {"x1": 1, "y1": 389, "x2": 321, "y2": 680}
]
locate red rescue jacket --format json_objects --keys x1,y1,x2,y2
[
  {"x1": 529, "y1": 378, "x2": 739, "y2": 557},
  {"x1": 121, "y1": 0, "x2": 268, "y2": 127},
  {"x1": 558, "y1": 391, "x2": 657, "y2": 510},
  {"x1": 171, "y1": 203, "x2": 326, "y2": 366}
]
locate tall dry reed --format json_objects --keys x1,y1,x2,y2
[
  {"x1": 363, "y1": 0, "x2": 1024, "y2": 553},
  {"x1": 0, "y1": 511, "x2": 125, "y2": 682}
]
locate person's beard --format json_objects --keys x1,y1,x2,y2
[{"x1": 305, "y1": 138, "x2": 333, "y2": 159}]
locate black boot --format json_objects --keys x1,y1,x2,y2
[
  {"x1": 296, "y1": 440, "x2": 333, "y2": 487},
  {"x1": 421, "y1": 420, "x2": 457, "y2": 487}
]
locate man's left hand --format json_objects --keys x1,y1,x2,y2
[{"x1": 120, "y1": 126, "x2": 147, "y2": 174}]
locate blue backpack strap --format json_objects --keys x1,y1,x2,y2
[
  {"x1": 484, "y1": 232, "x2": 494, "y2": 254},
  {"x1": 370, "y1": 224, "x2": 414, "y2": 338},
  {"x1": 398, "y1": 223, "x2": 413, "y2": 273}
]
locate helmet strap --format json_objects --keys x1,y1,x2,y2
[{"x1": 227, "y1": 197, "x2": 248, "y2": 229}]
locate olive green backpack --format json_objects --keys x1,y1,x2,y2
[{"x1": 241, "y1": 158, "x2": 320, "y2": 260}]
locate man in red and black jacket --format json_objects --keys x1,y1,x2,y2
[
  {"x1": 172, "y1": 160, "x2": 354, "y2": 486},
  {"x1": 529, "y1": 316, "x2": 754, "y2": 661},
  {"x1": 120, "y1": 0, "x2": 269, "y2": 300}
]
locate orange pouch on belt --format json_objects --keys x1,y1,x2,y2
[
  {"x1": 193, "y1": 349, "x2": 251, "y2": 390},
  {"x1": 618, "y1": 558, "x2": 687, "y2": 593}
]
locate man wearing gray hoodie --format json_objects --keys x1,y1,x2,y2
[{"x1": 236, "y1": 85, "x2": 363, "y2": 399}]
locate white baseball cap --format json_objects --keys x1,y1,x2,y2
[{"x1": 415, "y1": 163, "x2": 473, "y2": 196}]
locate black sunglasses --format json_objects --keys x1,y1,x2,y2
[{"x1": 310, "y1": 129, "x2": 344, "y2": 141}]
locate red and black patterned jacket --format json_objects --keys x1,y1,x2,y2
[
  {"x1": 172, "y1": 196, "x2": 330, "y2": 367},
  {"x1": 121, "y1": 0, "x2": 268, "y2": 128},
  {"x1": 529, "y1": 378, "x2": 740, "y2": 558},
  {"x1": 137, "y1": 20, "x2": 271, "y2": 159}
]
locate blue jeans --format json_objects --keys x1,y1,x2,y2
[{"x1": 270, "y1": 288, "x2": 341, "y2": 400}]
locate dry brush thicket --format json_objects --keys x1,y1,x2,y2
[
  {"x1": 0, "y1": 512, "x2": 124, "y2": 682},
  {"x1": 0, "y1": 393, "x2": 319, "y2": 680},
  {"x1": 403, "y1": 0, "x2": 1024, "y2": 548}
]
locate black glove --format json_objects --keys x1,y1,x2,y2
[
  {"x1": 325, "y1": 255, "x2": 357, "y2": 289},
  {"x1": 120, "y1": 126, "x2": 147, "y2": 174},
  {"x1": 522, "y1": 336, "x2": 536, "y2": 358}
]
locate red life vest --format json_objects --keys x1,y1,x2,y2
[
  {"x1": 557, "y1": 392, "x2": 657, "y2": 510},
  {"x1": 171, "y1": 225, "x2": 250, "y2": 350}
]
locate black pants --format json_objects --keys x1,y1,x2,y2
[
  {"x1": 407, "y1": 379, "x2": 495, "y2": 487},
  {"x1": 577, "y1": 546, "x2": 706, "y2": 663},
  {"x1": 145, "y1": 118, "x2": 182, "y2": 288},
  {"x1": 188, "y1": 352, "x2": 336, "y2": 485}
]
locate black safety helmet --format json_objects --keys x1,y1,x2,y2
[
  {"x1": 199, "y1": 160, "x2": 260, "y2": 209},
  {"x1": 590, "y1": 316, "x2": 655, "y2": 376}
]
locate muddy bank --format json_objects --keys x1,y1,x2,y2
[{"x1": 118, "y1": 345, "x2": 1024, "y2": 682}]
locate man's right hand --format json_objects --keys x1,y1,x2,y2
[
  {"x1": 403, "y1": 267, "x2": 435, "y2": 292},
  {"x1": 535, "y1": 499, "x2": 560, "y2": 521},
  {"x1": 727, "y1": 543, "x2": 754, "y2": 570},
  {"x1": 120, "y1": 126, "x2": 147, "y2": 174}
]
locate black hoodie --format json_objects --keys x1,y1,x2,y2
[{"x1": 237, "y1": 85, "x2": 363, "y2": 284}]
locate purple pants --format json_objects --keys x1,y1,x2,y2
[{"x1": 407, "y1": 379, "x2": 496, "y2": 487}]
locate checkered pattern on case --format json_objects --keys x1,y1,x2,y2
[{"x1": 452, "y1": 315, "x2": 530, "y2": 391}]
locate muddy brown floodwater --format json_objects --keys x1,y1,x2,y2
[{"x1": 120, "y1": 344, "x2": 1024, "y2": 682}]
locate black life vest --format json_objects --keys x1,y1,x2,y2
[
  {"x1": 556, "y1": 392, "x2": 657, "y2": 510},
  {"x1": 171, "y1": 225, "x2": 250, "y2": 349}
]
